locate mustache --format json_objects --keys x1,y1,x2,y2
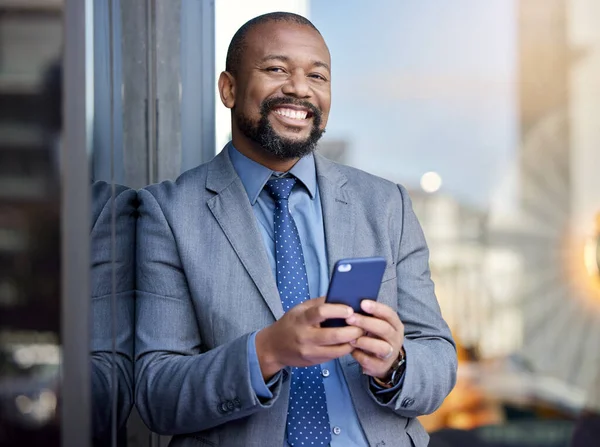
[{"x1": 260, "y1": 96, "x2": 322, "y2": 120}]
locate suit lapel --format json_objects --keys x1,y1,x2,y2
[
  {"x1": 315, "y1": 154, "x2": 356, "y2": 274},
  {"x1": 206, "y1": 149, "x2": 284, "y2": 320}
]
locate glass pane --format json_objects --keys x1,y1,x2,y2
[
  {"x1": 310, "y1": 0, "x2": 600, "y2": 442},
  {"x1": 91, "y1": 1, "x2": 216, "y2": 445},
  {"x1": 90, "y1": 1, "x2": 136, "y2": 445},
  {"x1": 0, "y1": 1, "x2": 63, "y2": 445}
]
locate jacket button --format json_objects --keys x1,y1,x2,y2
[
  {"x1": 401, "y1": 397, "x2": 414, "y2": 408},
  {"x1": 226, "y1": 400, "x2": 235, "y2": 411},
  {"x1": 219, "y1": 402, "x2": 228, "y2": 413},
  {"x1": 233, "y1": 397, "x2": 241, "y2": 408}
]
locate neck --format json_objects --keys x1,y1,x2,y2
[{"x1": 231, "y1": 134, "x2": 299, "y2": 172}]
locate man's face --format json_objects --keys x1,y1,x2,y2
[{"x1": 230, "y1": 22, "x2": 331, "y2": 160}]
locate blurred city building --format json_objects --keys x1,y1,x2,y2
[
  {"x1": 406, "y1": 0, "x2": 600, "y2": 442},
  {"x1": 0, "y1": 1, "x2": 62, "y2": 445}
]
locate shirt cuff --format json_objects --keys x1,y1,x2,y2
[
  {"x1": 247, "y1": 331, "x2": 281, "y2": 399},
  {"x1": 369, "y1": 370, "x2": 406, "y2": 396}
]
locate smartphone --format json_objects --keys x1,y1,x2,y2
[{"x1": 321, "y1": 257, "x2": 387, "y2": 328}]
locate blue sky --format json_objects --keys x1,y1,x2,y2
[{"x1": 310, "y1": 0, "x2": 518, "y2": 206}]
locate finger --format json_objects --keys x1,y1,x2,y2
[
  {"x1": 351, "y1": 349, "x2": 387, "y2": 378},
  {"x1": 303, "y1": 302, "x2": 354, "y2": 325},
  {"x1": 303, "y1": 296, "x2": 326, "y2": 306},
  {"x1": 295, "y1": 343, "x2": 356, "y2": 367},
  {"x1": 345, "y1": 313, "x2": 396, "y2": 342},
  {"x1": 313, "y1": 326, "x2": 364, "y2": 346},
  {"x1": 318, "y1": 343, "x2": 355, "y2": 360},
  {"x1": 360, "y1": 300, "x2": 404, "y2": 332},
  {"x1": 350, "y1": 336, "x2": 392, "y2": 359}
]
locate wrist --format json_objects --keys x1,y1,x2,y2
[
  {"x1": 255, "y1": 327, "x2": 284, "y2": 380},
  {"x1": 374, "y1": 346, "x2": 406, "y2": 388}
]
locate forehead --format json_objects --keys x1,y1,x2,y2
[{"x1": 243, "y1": 21, "x2": 330, "y2": 68}]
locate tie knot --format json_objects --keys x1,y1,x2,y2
[{"x1": 265, "y1": 177, "x2": 297, "y2": 201}]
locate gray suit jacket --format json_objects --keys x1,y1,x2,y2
[{"x1": 135, "y1": 148, "x2": 457, "y2": 447}]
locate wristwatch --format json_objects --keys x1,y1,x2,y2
[{"x1": 373, "y1": 347, "x2": 406, "y2": 389}]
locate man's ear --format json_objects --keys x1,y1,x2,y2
[{"x1": 218, "y1": 71, "x2": 236, "y2": 109}]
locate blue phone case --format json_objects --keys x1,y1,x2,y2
[{"x1": 321, "y1": 257, "x2": 387, "y2": 328}]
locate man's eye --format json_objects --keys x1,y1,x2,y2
[
  {"x1": 266, "y1": 67, "x2": 285, "y2": 73},
  {"x1": 309, "y1": 73, "x2": 327, "y2": 81}
]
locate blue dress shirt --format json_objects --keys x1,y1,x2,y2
[{"x1": 229, "y1": 143, "x2": 403, "y2": 446}]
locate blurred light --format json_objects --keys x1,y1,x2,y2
[
  {"x1": 13, "y1": 344, "x2": 61, "y2": 368},
  {"x1": 420, "y1": 171, "x2": 442, "y2": 193},
  {"x1": 15, "y1": 395, "x2": 33, "y2": 414},
  {"x1": 583, "y1": 236, "x2": 599, "y2": 278},
  {"x1": 35, "y1": 390, "x2": 57, "y2": 422},
  {"x1": 584, "y1": 213, "x2": 600, "y2": 280},
  {"x1": 14, "y1": 390, "x2": 57, "y2": 424}
]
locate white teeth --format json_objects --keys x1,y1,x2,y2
[{"x1": 275, "y1": 108, "x2": 308, "y2": 120}]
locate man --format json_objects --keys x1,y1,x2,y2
[{"x1": 135, "y1": 12, "x2": 457, "y2": 447}]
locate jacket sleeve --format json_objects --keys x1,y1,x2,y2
[
  {"x1": 134, "y1": 188, "x2": 287, "y2": 436},
  {"x1": 366, "y1": 184, "x2": 457, "y2": 417}
]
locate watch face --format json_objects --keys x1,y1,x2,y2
[
  {"x1": 393, "y1": 353, "x2": 405, "y2": 370},
  {"x1": 390, "y1": 357, "x2": 406, "y2": 386}
]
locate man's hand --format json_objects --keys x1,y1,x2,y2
[
  {"x1": 345, "y1": 300, "x2": 405, "y2": 380},
  {"x1": 255, "y1": 297, "x2": 364, "y2": 380}
]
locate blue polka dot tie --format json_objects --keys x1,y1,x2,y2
[{"x1": 264, "y1": 177, "x2": 331, "y2": 447}]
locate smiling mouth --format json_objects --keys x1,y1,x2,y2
[{"x1": 272, "y1": 106, "x2": 313, "y2": 121}]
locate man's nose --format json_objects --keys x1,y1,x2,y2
[{"x1": 281, "y1": 71, "x2": 311, "y2": 98}]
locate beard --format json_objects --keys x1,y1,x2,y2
[{"x1": 235, "y1": 96, "x2": 325, "y2": 160}]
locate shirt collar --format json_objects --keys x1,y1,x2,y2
[{"x1": 228, "y1": 142, "x2": 317, "y2": 205}]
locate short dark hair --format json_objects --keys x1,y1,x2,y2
[{"x1": 225, "y1": 12, "x2": 321, "y2": 76}]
